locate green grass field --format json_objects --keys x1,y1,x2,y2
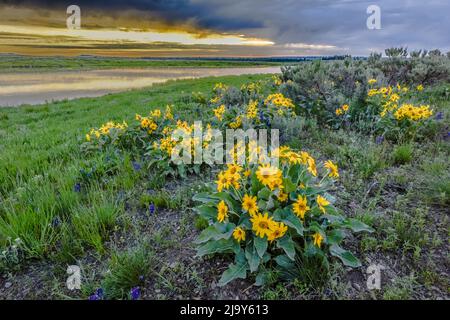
[
  {"x1": 0, "y1": 56, "x2": 280, "y2": 72},
  {"x1": 0, "y1": 73, "x2": 448, "y2": 300}
]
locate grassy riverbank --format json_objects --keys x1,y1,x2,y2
[{"x1": 0, "y1": 71, "x2": 448, "y2": 300}]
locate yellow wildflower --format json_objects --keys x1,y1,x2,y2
[
  {"x1": 242, "y1": 194, "x2": 259, "y2": 216},
  {"x1": 251, "y1": 212, "x2": 276, "y2": 238},
  {"x1": 267, "y1": 222, "x2": 288, "y2": 242},
  {"x1": 217, "y1": 200, "x2": 228, "y2": 223},
  {"x1": 324, "y1": 160, "x2": 339, "y2": 178},
  {"x1": 312, "y1": 232, "x2": 324, "y2": 248},
  {"x1": 292, "y1": 195, "x2": 310, "y2": 219},
  {"x1": 316, "y1": 195, "x2": 330, "y2": 214},
  {"x1": 233, "y1": 227, "x2": 246, "y2": 242}
]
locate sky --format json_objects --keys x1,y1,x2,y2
[{"x1": 0, "y1": 0, "x2": 449, "y2": 57}]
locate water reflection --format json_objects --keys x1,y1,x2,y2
[{"x1": 0, "y1": 67, "x2": 280, "y2": 107}]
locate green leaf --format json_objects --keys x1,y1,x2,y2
[
  {"x1": 288, "y1": 164, "x2": 302, "y2": 184},
  {"x1": 218, "y1": 254, "x2": 248, "y2": 287},
  {"x1": 255, "y1": 270, "x2": 270, "y2": 286},
  {"x1": 283, "y1": 177, "x2": 297, "y2": 193},
  {"x1": 329, "y1": 244, "x2": 362, "y2": 268},
  {"x1": 257, "y1": 199, "x2": 267, "y2": 211},
  {"x1": 257, "y1": 187, "x2": 271, "y2": 200},
  {"x1": 195, "y1": 205, "x2": 217, "y2": 219},
  {"x1": 192, "y1": 192, "x2": 215, "y2": 204},
  {"x1": 196, "y1": 239, "x2": 239, "y2": 257},
  {"x1": 273, "y1": 208, "x2": 304, "y2": 236},
  {"x1": 245, "y1": 245, "x2": 261, "y2": 273},
  {"x1": 275, "y1": 254, "x2": 295, "y2": 269},
  {"x1": 254, "y1": 236, "x2": 268, "y2": 258},
  {"x1": 326, "y1": 229, "x2": 345, "y2": 245},
  {"x1": 345, "y1": 218, "x2": 375, "y2": 233},
  {"x1": 281, "y1": 213, "x2": 304, "y2": 236},
  {"x1": 194, "y1": 223, "x2": 234, "y2": 244},
  {"x1": 277, "y1": 236, "x2": 296, "y2": 260}
]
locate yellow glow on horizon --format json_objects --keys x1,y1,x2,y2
[{"x1": 0, "y1": 24, "x2": 274, "y2": 47}]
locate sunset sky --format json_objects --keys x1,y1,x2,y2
[{"x1": 0, "y1": 0, "x2": 449, "y2": 57}]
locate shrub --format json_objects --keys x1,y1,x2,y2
[
  {"x1": 101, "y1": 246, "x2": 154, "y2": 299},
  {"x1": 193, "y1": 146, "x2": 373, "y2": 286},
  {"x1": 392, "y1": 144, "x2": 413, "y2": 165}
]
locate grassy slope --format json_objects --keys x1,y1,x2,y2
[
  {"x1": 0, "y1": 56, "x2": 279, "y2": 72},
  {"x1": 0, "y1": 75, "x2": 449, "y2": 300}
]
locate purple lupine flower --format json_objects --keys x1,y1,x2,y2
[
  {"x1": 258, "y1": 110, "x2": 265, "y2": 122},
  {"x1": 130, "y1": 287, "x2": 140, "y2": 300},
  {"x1": 132, "y1": 161, "x2": 142, "y2": 171},
  {"x1": 74, "y1": 183, "x2": 81, "y2": 193},
  {"x1": 435, "y1": 112, "x2": 444, "y2": 121},
  {"x1": 375, "y1": 135, "x2": 384, "y2": 144},
  {"x1": 149, "y1": 203, "x2": 155, "y2": 214},
  {"x1": 51, "y1": 216, "x2": 61, "y2": 228},
  {"x1": 88, "y1": 294, "x2": 101, "y2": 301},
  {"x1": 89, "y1": 288, "x2": 104, "y2": 300}
]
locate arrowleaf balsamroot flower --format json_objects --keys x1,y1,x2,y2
[
  {"x1": 313, "y1": 232, "x2": 324, "y2": 248},
  {"x1": 232, "y1": 227, "x2": 246, "y2": 242},
  {"x1": 324, "y1": 160, "x2": 339, "y2": 178},
  {"x1": 277, "y1": 191, "x2": 288, "y2": 202},
  {"x1": 256, "y1": 164, "x2": 282, "y2": 190},
  {"x1": 267, "y1": 222, "x2": 288, "y2": 242},
  {"x1": 242, "y1": 194, "x2": 259, "y2": 216},
  {"x1": 251, "y1": 212, "x2": 276, "y2": 238},
  {"x1": 316, "y1": 195, "x2": 330, "y2": 214},
  {"x1": 217, "y1": 200, "x2": 228, "y2": 223},
  {"x1": 292, "y1": 195, "x2": 310, "y2": 219},
  {"x1": 307, "y1": 158, "x2": 317, "y2": 177}
]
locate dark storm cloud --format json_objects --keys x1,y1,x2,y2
[
  {"x1": 0, "y1": 0, "x2": 263, "y2": 31},
  {"x1": 191, "y1": 0, "x2": 450, "y2": 54},
  {"x1": 1, "y1": 0, "x2": 448, "y2": 55}
]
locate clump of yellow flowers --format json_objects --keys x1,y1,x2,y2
[
  {"x1": 194, "y1": 144, "x2": 373, "y2": 286},
  {"x1": 394, "y1": 103, "x2": 433, "y2": 121},
  {"x1": 366, "y1": 82, "x2": 433, "y2": 121},
  {"x1": 209, "y1": 81, "x2": 297, "y2": 129},
  {"x1": 335, "y1": 104, "x2": 349, "y2": 116},
  {"x1": 85, "y1": 121, "x2": 128, "y2": 142}
]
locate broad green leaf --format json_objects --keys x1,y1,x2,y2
[
  {"x1": 192, "y1": 192, "x2": 215, "y2": 204},
  {"x1": 194, "y1": 223, "x2": 234, "y2": 244},
  {"x1": 195, "y1": 205, "x2": 217, "y2": 219},
  {"x1": 196, "y1": 239, "x2": 239, "y2": 257},
  {"x1": 329, "y1": 244, "x2": 362, "y2": 268},
  {"x1": 218, "y1": 252, "x2": 248, "y2": 286},
  {"x1": 283, "y1": 177, "x2": 297, "y2": 193},
  {"x1": 288, "y1": 164, "x2": 302, "y2": 184},
  {"x1": 254, "y1": 236, "x2": 268, "y2": 258},
  {"x1": 277, "y1": 236, "x2": 296, "y2": 260},
  {"x1": 281, "y1": 213, "x2": 304, "y2": 236},
  {"x1": 257, "y1": 187, "x2": 271, "y2": 200},
  {"x1": 255, "y1": 270, "x2": 270, "y2": 286},
  {"x1": 345, "y1": 218, "x2": 375, "y2": 233},
  {"x1": 257, "y1": 199, "x2": 267, "y2": 211},
  {"x1": 245, "y1": 245, "x2": 261, "y2": 273},
  {"x1": 326, "y1": 229, "x2": 345, "y2": 245},
  {"x1": 214, "y1": 192, "x2": 241, "y2": 212},
  {"x1": 273, "y1": 208, "x2": 304, "y2": 236},
  {"x1": 275, "y1": 254, "x2": 295, "y2": 269}
]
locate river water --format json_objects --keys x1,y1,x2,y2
[{"x1": 0, "y1": 66, "x2": 280, "y2": 107}]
